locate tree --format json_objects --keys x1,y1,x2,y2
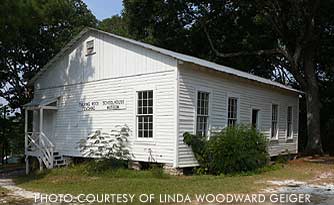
[
  {"x1": 0, "y1": 0, "x2": 97, "y2": 113},
  {"x1": 98, "y1": 15, "x2": 130, "y2": 37},
  {"x1": 0, "y1": 105, "x2": 9, "y2": 164},
  {"x1": 253, "y1": 0, "x2": 324, "y2": 154},
  {"x1": 121, "y1": 0, "x2": 334, "y2": 155},
  {"x1": 121, "y1": 0, "x2": 278, "y2": 77},
  {"x1": 200, "y1": 0, "x2": 327, "y2": 154},
  {"x1": 0, "y1": 0, "x2": 97, "y2": 156}
]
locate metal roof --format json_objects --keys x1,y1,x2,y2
[
  {"x1": 23, "y1": 97, "x2": 58, "y2": 109},
  {"x1": 30, "y1": 27, "x2": 302, "y2": 93}
]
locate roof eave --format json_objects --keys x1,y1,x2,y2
[{"x1": 29, "y1": 27, "x2": 303, "y2": 94}]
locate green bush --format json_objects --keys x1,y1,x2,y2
[
  {"x1": 184, "y1": 125, "x2": 269, "y2": 175},
  {"x1": 149, "y1": 164, "x2": 168, "y2": 179}
]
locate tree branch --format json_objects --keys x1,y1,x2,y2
[{"x1": 203, "y1": 25, "x2": 284, "y2": 58}]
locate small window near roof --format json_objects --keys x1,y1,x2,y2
[{"x1": 86, "y1": 40, "x2": 94, "y2": 55}]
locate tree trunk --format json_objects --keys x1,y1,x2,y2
[
  {"x1": 1, "y1": 144, "x2": 4, "y2": 164},
  {"x1": 303, "y1": 48, "x2": 323, "y2": 155}
]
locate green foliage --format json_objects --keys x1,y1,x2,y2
[
  {"x1": 149, "y1": 164, "x2": 168, "y2": 179},
  {"x1": 121, "y1": 0, "x2": 276, "y2": 77},
  {"x1": 0, "y1": 105, "x2": 24, "y2": 163},
  {"x1": 0, "y1": 0, "x2": 97, "y2": 111},
  {"x1": 98, "y1": 15, "x2": 129, "y2": 37},
  {"x1": 184, "y1": 125, "x2": 269, "y2": 175},
  {"x1": 83, "y1": 159, "x2": 127, "y2": 175},
  {"x1": 52, "y1": 160, "x2": 169, "y2": 179},
  {"x1": 275, "y1": 152, "x2": 291, "y2": 164}
]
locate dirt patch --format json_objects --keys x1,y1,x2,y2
[{"x1": 302, "y1": 156, "x2": 334, "y2": 164}]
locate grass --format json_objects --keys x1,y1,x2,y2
[{"x1": 14, "y1": 159, "x2": 334, "y2": 197}]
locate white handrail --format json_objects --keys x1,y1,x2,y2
[
  {"x1": 40, "y1": 132, "x2": 55, "y2": 148},
  {"x1": 25, "y1": 131, "x2": 55, "y2": 169}
]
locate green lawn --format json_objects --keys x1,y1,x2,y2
[{"x1": 14, "y1": 159, "x2": 333, "y2": 197}]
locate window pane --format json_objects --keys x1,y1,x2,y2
[
  {"x1": 271, "y1": 104, "x2": 278, "y2": 138},
  {"x1": 228, "y1": 97, "x2": 238, "y2": 127},
  {"x1": 287, "y1": 107, "x2": 292, "y2": 122},
  {"x1": 287, "y1": 106, "x2": 292, "y2": 138},
  {"x1": 197, "y1": 91, "x2": 209, "y2": 116},
  {"x1": 196, "y1": 116, "x2": 207, "y2": 137},
  {"x1": 196, "y1": 91, "x2": 210, "y2": 137},
  {"x1": 137, "y1": 90, "x2": 153, "y2": 138}
]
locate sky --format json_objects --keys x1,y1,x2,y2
[{"x1": 83, "y1": 0, "x2": 123, "y2": 20}]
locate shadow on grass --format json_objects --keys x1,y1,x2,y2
[{"x1": 13, "y1": 170, "x2": 50, "y2": 185}]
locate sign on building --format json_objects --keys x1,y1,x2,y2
[{"x1": 79, "y1": 99, "x2": 126, "y2": 111}]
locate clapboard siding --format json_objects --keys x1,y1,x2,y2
[
  {"x1": 33, "y1": 32, "x2": 178, "y2": 164},
  {"x1": 177, "y1": 63, "x2": 299, "y2": 167},
  {"x1": 35, "y1": 31, "x2": 176, "y2": 90},
  {"x1": 34, "y1": 70, "x2": 177, "y2": 163}
]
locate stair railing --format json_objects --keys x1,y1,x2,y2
[{"x1": 25, "y1": 131, "x2": 55, "y2": 169}]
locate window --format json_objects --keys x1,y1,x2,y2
[
  {"x1": 196, "y1": 91, "x2": 209, "y2": 137},
  {"x1": 287, "y1": 106, "x2": 293, "y2": 139},
  {"x1": 86, "y1": 40, "x2": 94, "y2": 55},
  {"x1": 137, "y1": 90, "x2": 153, "y2": 138},
  {"x1": 228, "y1": 97, "x2": 238, "y2": 126},
  {"x1": 271, "y1": 104, "x2": 278, "y2": 139}
]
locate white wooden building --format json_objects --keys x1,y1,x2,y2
[{"x1": 24, "y1": 28, "x2": 301, "y2": 171}]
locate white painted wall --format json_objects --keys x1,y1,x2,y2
[
  {"x1": 33, "y1": 31, "x2": 178, "y2": 164},
  {"x1": 177, "y1": 63, "x2": 299, "y2": 167},
  {"x1": 35, "y1": 31, "x2": 176, "y2": 90}
]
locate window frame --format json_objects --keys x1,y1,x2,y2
[
  {"x1": 271, "y1": 104, "x2": 279, "y2": 140},
  {"x1": 286, "y1": 106, "x2": 293, "y2": 140},
  {"x1": 135, "y1": 86, "x2": 156, "y2": 141},
  {"x1": 226, "y1": 93, "x2": 240, "y2": 127},
  {"x1": 250, "y1": 106, "x2": 261, "y2": 130},
  {"x1": 194, "y1": 87, "x2": 212, "y2": 138}
]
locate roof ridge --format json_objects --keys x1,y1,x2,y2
[{"x1": 30, "y1": 27, "x2": 302, "y2": 93}]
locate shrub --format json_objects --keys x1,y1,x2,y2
[
  {"x1": 83, "y1": 159, "x2": 127, "y2": 175},
  {"x1": 183, "y1": 125, "x2": 269, "y2": 175},
  {"x1": 78, "y1": 124, "x2": 132, "y2": 160},
  {"x1": 149, "y1": 164, "x2": 168, "y2": 179},
  {"x1": 275, "y1": 152, "x2": 290, "y2": 164}
]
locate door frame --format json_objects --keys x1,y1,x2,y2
[{"x1": 250, "y1": 107, "x2": 260, "y2": 130}]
